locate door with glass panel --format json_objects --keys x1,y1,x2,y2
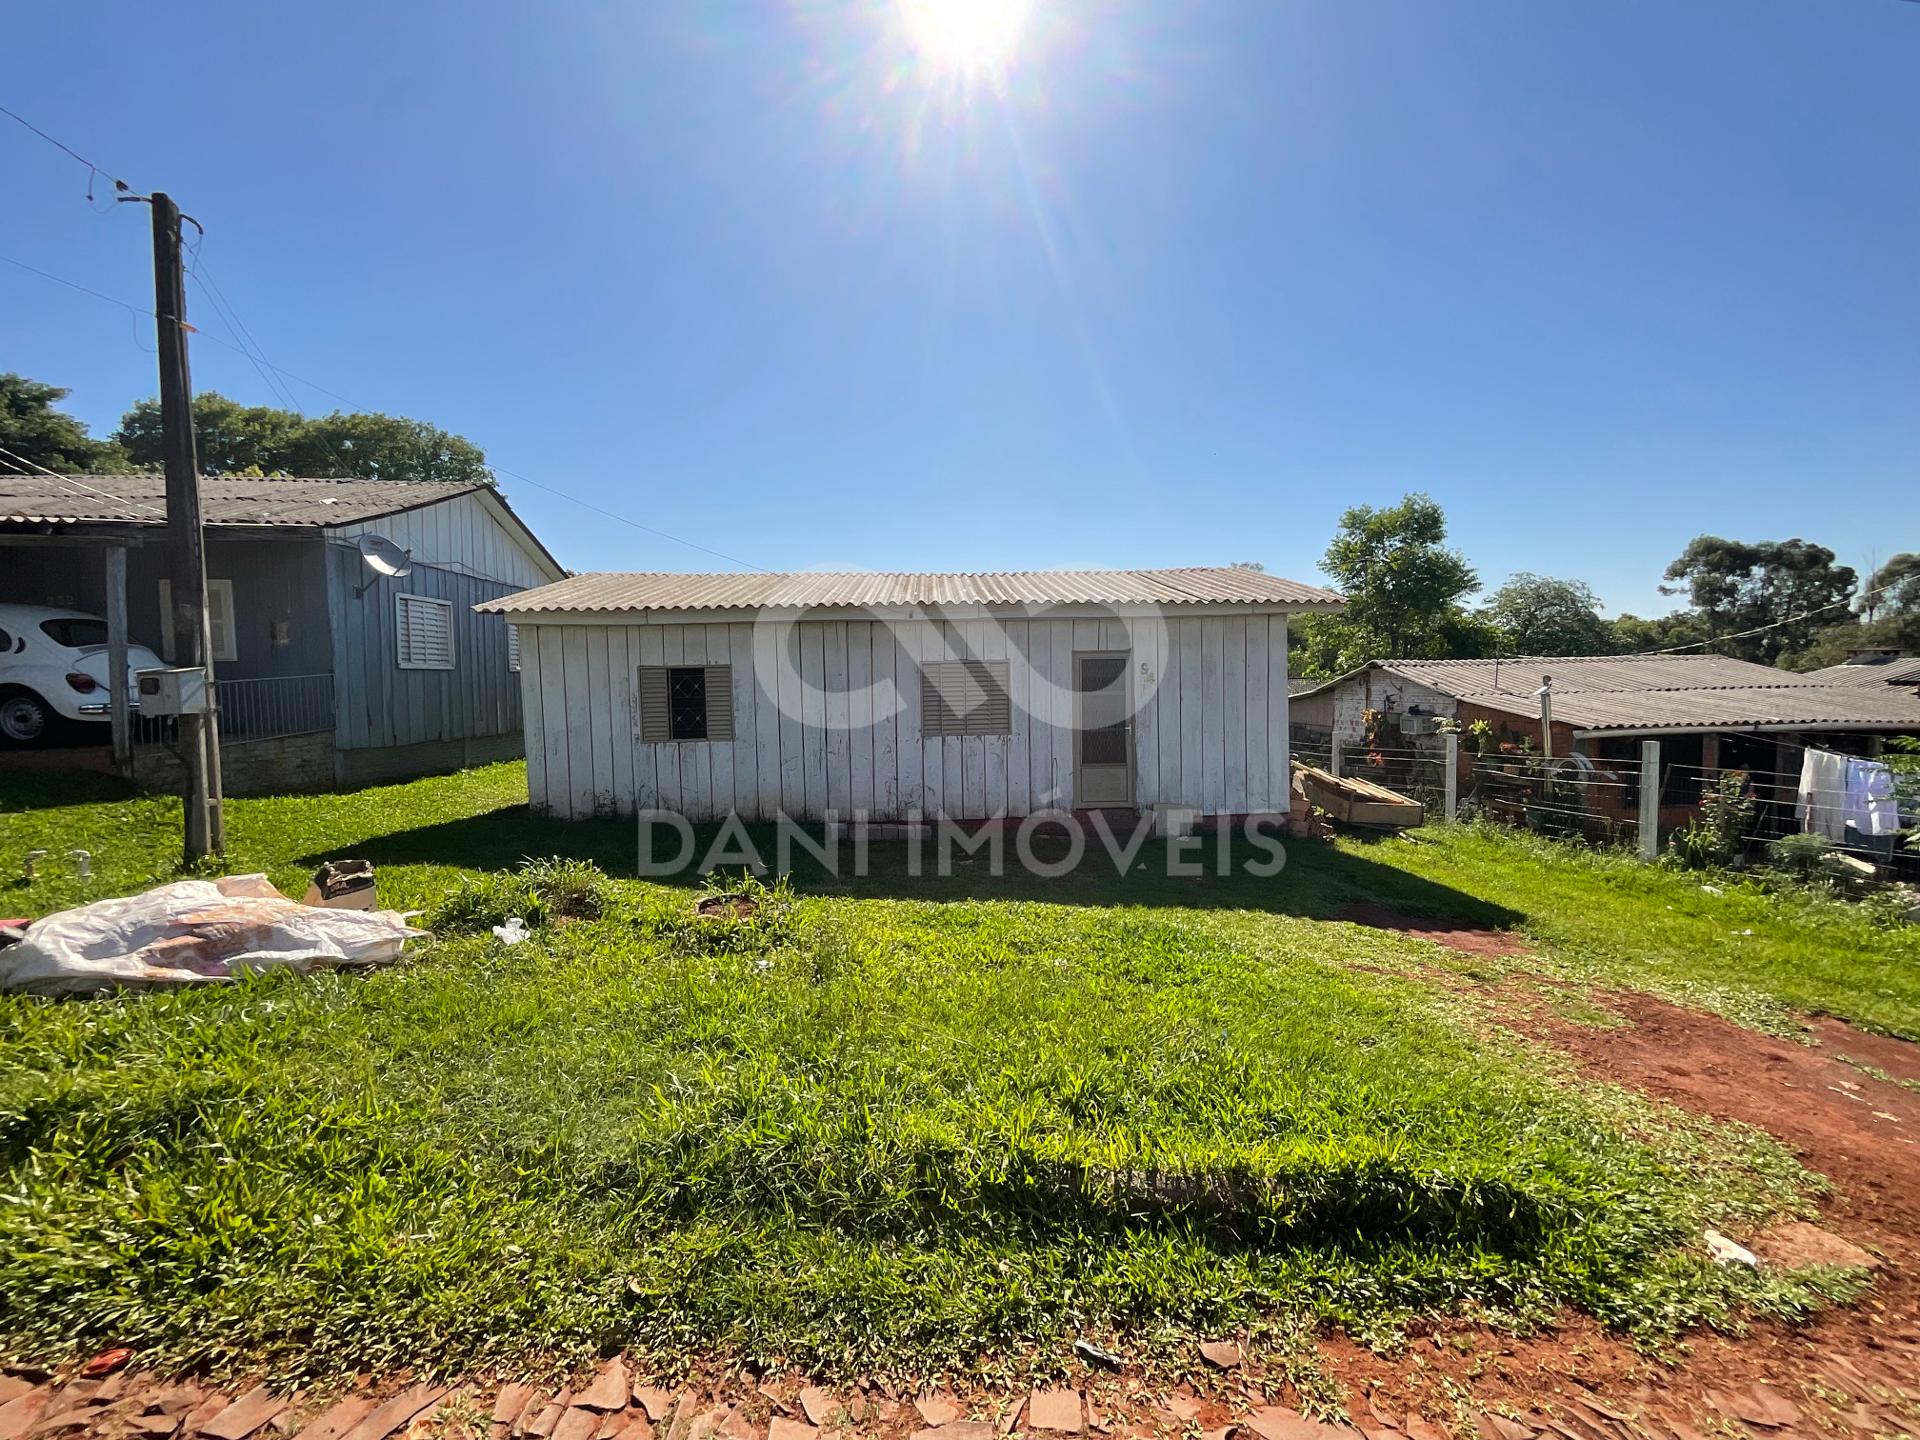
[{"x1": 1073, "y1": 651, "x2": 1134, "y2": 807}]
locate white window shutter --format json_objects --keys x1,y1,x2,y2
[
  {"x1": 396, "y1": 594, "x2": 455, "y2": 670},
  {"x1": 507, "y1": 623, "x2": 521, "y2": 673}
]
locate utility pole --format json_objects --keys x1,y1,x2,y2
[{"x1": 148, "y1": 191, "x2": 225, "y2": 860}]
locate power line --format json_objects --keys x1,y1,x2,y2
[
  {"x1": 0, "y1": 442, "x2": 170, "y2": 521},
  {"x1": 1, "y1": 248, "x2": 769, "y2": 572},
  {"x1": 1641, "y1": 574, "x2": 1903, "y2": 656},
  {"x1": 0, "y1": 103, "x2": 133, "y2": 205}
]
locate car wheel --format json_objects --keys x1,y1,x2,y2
[{"x1": 0, "y1": 688, "x2": 53, "y2": 747}]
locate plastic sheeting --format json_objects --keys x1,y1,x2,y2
[{"x1": 0, "y1": 874, "x2": 424, "y2": 995}]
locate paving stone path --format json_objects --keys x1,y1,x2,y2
[{"x1": 4, "y1": 1336, "x2": 1915, "y2": 1440}]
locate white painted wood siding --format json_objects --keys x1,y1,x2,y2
[{"x1": 517, "y1": 615, "x2": 1292, "y2": 821}]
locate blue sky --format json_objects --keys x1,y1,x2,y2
[{"x1": 4, "y1": 0, "x2": 1915, "y2": 616}]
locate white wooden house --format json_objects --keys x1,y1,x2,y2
[{"x1": 476, "y1": 569, "x2": 1343, "y2": 821}]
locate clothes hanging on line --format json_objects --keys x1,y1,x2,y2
[
  {"x1": 1796, "y1": 748, "x2": 1900, "y2": 842},
  {"x1": 1845, "y1": 755, "x2": 1901, "y2": 838},
  {"x1": 1796, "y1": 748, "x2": 1850, "y2": 841}
]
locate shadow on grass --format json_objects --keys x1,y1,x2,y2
[{"x1": 303, "y1": 810, "x2": 1522, "y2": 928}]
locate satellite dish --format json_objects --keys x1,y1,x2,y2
[{"x1": 354, "y1": 533, "x2": 413, "y2": 597}]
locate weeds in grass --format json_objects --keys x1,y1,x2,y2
[
  {"x1": 426, "y1": 855, "x2": 617, "y2": 934},
  {"x1": 649, "y1": 870, "x2": 797, "y2": 958}
]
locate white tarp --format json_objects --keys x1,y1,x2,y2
[{"x1": 0, "y1": 874, "x2": 424, "y2": 995}]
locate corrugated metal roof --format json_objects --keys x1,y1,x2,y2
[
  {"x1": 1806, "y1": 657, "x2": 1920, "y2": 688},
  {"x1": 475, "y1": 568, "x2": 1346, "y2": 614},
  {"x1": 0, "y1": 472, "x2": 485, "y2": 528},
  {"x1": 1319, "y1": 654, "x2": 1920, "y2": 733}
]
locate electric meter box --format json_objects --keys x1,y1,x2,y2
[{"x1": 135, "y1": 667, "x2": 210, "y2": 716}]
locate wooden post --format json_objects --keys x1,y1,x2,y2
[
  {"x1": 1638, "y1": 739, "x2": 1661, "y2": 860},
  {"x1": 1329, "y1": 736, "x2": 1342, "y2": 778},
  {"x1": 1443, "y1": 731, "x2": 1459, "y2": 821},
  {"x1": 105, "y1": 544, "x2": 131, "y2": 771},
  {"x1": 149, "y1": 191, "x2": 224, "y2": 859}
]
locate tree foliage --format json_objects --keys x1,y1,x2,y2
[
  {"x1": 0, "y1": 373, "x2": 127, "y2": 473},
  {"x1": 1866, "y1": 554, "x2": 1920, "y2": 621},
  {"x1": 1482, "y1": 573, "x2": 1619, "y2": 657},
  {"x1": 1659, "y1": 537, "x2": 1857, "y2": 666},
  {"x1": 114, "y1": 392, "x2": 491, "y2": 485},
  {"x1": 1292, "y1": 494, "x2": 1488, "y2": 676},
  {"x1": 1609, "y1": 610, "x2": 1711, "y2": 656}
]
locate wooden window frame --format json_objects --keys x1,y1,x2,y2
[
  {"x1": 921, "y1": 659, "x2": 1012, "y2": 737},
  {"x1": 157, "y1": 577, "x2": 238, "y2": 664},
  {"x1": 395, "y1": 592, "x2": 456, "y2": 671},
  {"x1": 637, "y1": 663, "x2": 734, "y2": 743}
]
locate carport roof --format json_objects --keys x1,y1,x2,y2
[{"x1": 0, "y1": 472, "x2": 485, "y2": 529}]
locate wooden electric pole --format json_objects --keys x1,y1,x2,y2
[{"x1": 148, "y1": 191, "x2": 225, "y2": 860}]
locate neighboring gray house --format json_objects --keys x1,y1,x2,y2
[
  {"x1": 477, "y1": 568, "x2": 1345, "y2": 823},
  {"x1": 1, "y1": 472, "x2": 565, "y2": 789}
]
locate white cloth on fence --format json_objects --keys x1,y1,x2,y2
[
  {"x1": 1846, "y1": 756, "x2": 1901, "y2": 837},
  {"x1": 1796, "y1": 748, "x2": 1851, "y2": 842}
]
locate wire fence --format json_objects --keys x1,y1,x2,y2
[{"x1": 1290, "y1": 728, "x2": 1920, "y2": 880}]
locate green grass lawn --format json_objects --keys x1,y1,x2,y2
[{"x1": 1, "y1": 764, "x2": 1912, "y2": 1383}]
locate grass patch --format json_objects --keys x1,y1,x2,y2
[{"x1": 0, "y1": 766, "x2": 1906, "y2": 1382}]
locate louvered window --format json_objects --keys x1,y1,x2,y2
[
  {"x1": 395, "y1": 594, "x2": 455, "y2": 670},
  {"x1": 506, "y1": 623, "x2": 521, "y2": 673},
  {"x1": 921, "y1": 660, "x2": 1012, "y2": 737},
  {"x1": 638, "y1": 665, "x2": 733, "y2": 743}
]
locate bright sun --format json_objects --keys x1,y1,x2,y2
[{"x1": 897, "y1": 0, "x2": 1033, "y2": 76}]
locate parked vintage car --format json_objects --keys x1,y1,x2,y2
[{"x1": 0, "y1": 604, "x2": 165, "y2": 746}]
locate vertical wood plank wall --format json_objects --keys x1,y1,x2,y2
[
  {"x1": 519, "y1": 615, "x2": 1292, "y2": 821},
  {"x1": 324, "y1": 490, "x2": 562, "y2": 752}
]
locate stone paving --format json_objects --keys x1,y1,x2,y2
[{"x1": 3, "y1": 1337, "x2": 1915, "y2": 1440}]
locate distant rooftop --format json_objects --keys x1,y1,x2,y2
[
  {"x1": 1807, "y1": 655, "x2": 1920, "y2": 688},
  {"x1": 1295, "y1": 653, "x2": 1920, "y2": 734}
]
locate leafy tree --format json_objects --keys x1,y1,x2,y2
[
  {"x1": 1610, "y1": 610, "x2": 1711, "y2": 655},
  {"x1": 0, "y1": 373, "x2": 128, "y2": 472},
  {"x1": 1482, "y1": 573, "x2": 1618, "y2": 657},
  {"x1": 1292, "y1": 494, "x2": 1482, "y2": 676},
  {"x1": 1659, "y1": 537, "x2": 1857, "y2": 666},
  {"x1": 115, "y1": 393, "x2": 491, "y2": 485},
  {"x1": 1865, "y1": 554, "x2": 1920, "y2": 621}
]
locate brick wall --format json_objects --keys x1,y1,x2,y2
[{"x1": 132, "y1": 730, "x2": 335, "y2": 797}]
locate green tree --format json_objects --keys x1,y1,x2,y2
[
  {"x1": 1659, "y1": 537, "x2": 1857, "y2": 666},
  {"x1": 1289, "y1": 493, "x2": 1487, "y2": 676},
  {"x1": 115, "y1": 393, "x2": 491, "y2": 485},
  {"x1": 0, "y1": 373, "x2": 128, "y2": 472},
  {"x1": 1610, "y1": 610, "x2": 1711, "y2": 655},
  {"x1": 1482, "y1": 573, "x2": 1619, "y2": 657},
  {"x1": 1866, "y1": 554, "x2": 1920, "y2": 622}
]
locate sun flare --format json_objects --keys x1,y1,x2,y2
[{"x1": 897, "y1": 0, "x2": 1033, "y2": 76}]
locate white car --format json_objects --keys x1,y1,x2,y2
[{"x1": 0, "y1": 603, "x2": 166, "y2": 746}]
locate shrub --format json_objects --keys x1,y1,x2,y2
[
  {"x1": 1664, "y1": 771, "x2": 1756, "y2": 871},
  {"x1": 1768, "y1": 832, "x2": 1835, "y2": 883},
  {"x1": 425, "y1": 855, "x2": 616, "y2": 934}
]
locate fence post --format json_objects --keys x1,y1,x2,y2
[
  {"x1": 1329, "y1": 737, "x2": 1342, "y2": 778},
  {"x1": 1443, "y1": 732, "x2": 1459, "y2": 821},
  {"x1": 1638, "y1": 739, "x2": 1661, "y2": 860}
]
